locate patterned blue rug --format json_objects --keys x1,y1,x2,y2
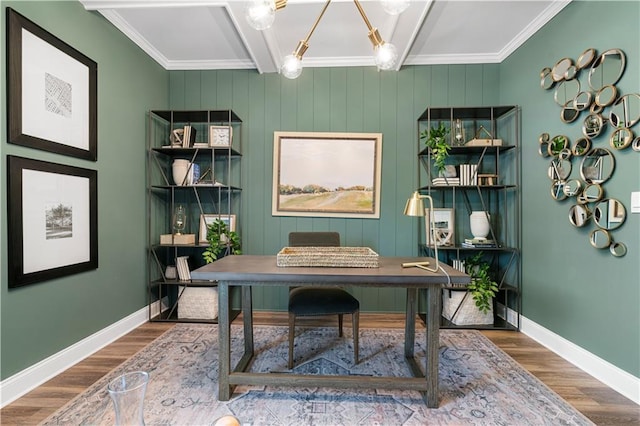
[{"x1": 43, "y1": 324, "x2": 593, "y2": 425}]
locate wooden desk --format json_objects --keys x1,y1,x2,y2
[{"x1": 191, "y1": 255, "x2": 469, "y2": 408}]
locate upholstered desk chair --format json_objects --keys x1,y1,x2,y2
[{"x1": 287, "y1": 232, "x2": 360, "y2": 369}]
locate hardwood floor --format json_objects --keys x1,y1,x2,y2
[{"x1": 1, "y1": 313, "x2": 638, "y2": 425}]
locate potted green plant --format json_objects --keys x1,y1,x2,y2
[
  {"x1": 464, "y1": 252, "x2": 499, "y2": 314},
  {"x1": 420, "y1": 122, "x2": 451, "y2": 174},
  {"x1": 202, "y1": 219, "x2": 241, "y2": 263}
]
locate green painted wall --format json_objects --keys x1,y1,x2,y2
[
  {"x1": 168, "y1": 65, "x2": 500, "y2": 311},
  {"x1": 499, "y1": 1, "x2": 639, "y2": 377},
  {"x1": 0, "y1": 1, "x2": 168, "y2": 379}
]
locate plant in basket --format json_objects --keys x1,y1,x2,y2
[{"x1": 464, "y1": 252, "x2": 499, "y2": 313}]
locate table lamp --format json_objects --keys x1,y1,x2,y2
[{"x1": 403, "y1": 191, "x2": 439, "y2": 272}]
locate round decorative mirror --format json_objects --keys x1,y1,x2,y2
[
  {"x1": 582, "y1": 113, "x2": 604, "y2": 138},
  {"x1": 564, "y1": 65, "x2": 577, "y2": 80},
  {"x1": 563, "y1": 179, "x2": 583, "y2": 197},
  {"x1": 548, "y1": 135, "x2": 569, "y2": 156},
  {"x1": 540, "y1": 67, "x2": 554, "y2": 90},
  {"x1": 610, "y1": 128, "x2": 633, "y2": 150},
  {"x1": 580, "y1": 148, "x2": 614, "y2": 184},
  {"x1": 559, "y1": 148, "x2": 572, "y2": 160},
  {"x1": 590, "y1": 229, "x2": 611, "y2": 249},
  {"x1": 577, "y1": 183, "x2": 604, "y2": 204},
  {"x1": 539, "y1": 132, "x2": 550, "y2": 143},
  {"x1": 569, "y1": 204, "x2": 591, "y2": 227},
  {"x1": 594, "y1": 85, "x2": 617, "y2": 107},
  {"x1": 610, "y1": 242, "x2": 627, "y2": 257},
  {"x1": 633, "y1": 136, "x2": 640, "y2": 152},
  {"x1": 554, "y1": 79, "x2": 580, "y2": 107},
  {"x1": 590, "y1": 103, "x2": 604, "y2": 114},
  {"x1": 588, "y1": 49, "x2": 626, "y2": 91},
  {"x1": 551, "y1": 180, "x2": 567, "y2": 201},
  {"x1": 572, "y1": 137, "x2": 591, "y2": 156},
  {"x1": 548, "y1": 158, "x2": 571, "y2": 181},
  {"x1": 560, "y1": 102, "x2": 580, "y2": 123},
  {"x1": 552, "y1": 57, "x2": 573, "y2": 82},
  {"x1": 609, "y1": 93, "x2": 640, "y2": 128},
  {"x1": 576, "y1": 48, "x2": 596, "y2": 70},
  {"x1": 593, "y1": 198, "x2": 626, "y2": 230},
  {"x1": 539, "y1": 141, "x2": 550, "y2": 157},
  {"x1": 573, "y1": 91, "x2": 593, "y2": 111}
]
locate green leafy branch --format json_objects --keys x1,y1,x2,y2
[
  {"x1": 202, "y1": 219, "x2": 241, "y2": 264},
  {"x1": 420, "y1": 122, "x2": 451, "y2": 174},
  {"x1": 464, "y1": 252, "x2": 499, "y2": 314}
]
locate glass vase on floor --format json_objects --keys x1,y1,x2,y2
[{"x1": 107, "y1": 371, "x2": 149, "y2": 426}]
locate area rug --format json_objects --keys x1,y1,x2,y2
[{"x1": 43, "y1": 324, "x2": 593, "y2": 425}]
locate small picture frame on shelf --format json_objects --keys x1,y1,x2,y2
[
  {"x1": 209, "y1": 125, "x2": 232, "y2": 147},
  {"x1": 199, "y1": 214, "x2": 236, "y2": 244},
  {"x1": 425, "y1": 208, "x2": 454, "y2": 247}
]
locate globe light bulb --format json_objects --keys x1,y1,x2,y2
[
  {"x1": 375, "y1": 42, "x2": 398, "y2": 70},
  {"x1": 281, "y1": 54, "x2": 303, "y2": 79},
  {"x1": 380, "y1": 0, "x2": 410, "y2": 15},
  {"x1": 245, "y1": 0, "x2": 276, "y2": 30}
]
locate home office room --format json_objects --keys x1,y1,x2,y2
[{"x1": 1, "y1": 1, "x2": 638, "y2": 424}]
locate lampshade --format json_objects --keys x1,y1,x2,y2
[
  {"x1": 404, "y1": 191, "x2": 426, "y2": 216},
  {"x1": 380, "y1": 0, "x2": 410, "y2": 15}
]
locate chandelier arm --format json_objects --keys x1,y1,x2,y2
[
  {"x1": 302, "y1": 0, "x2": 332, "y2": 44},
  {"x1": 353, "y1": 0, "x2": 373, "y2": 31}
]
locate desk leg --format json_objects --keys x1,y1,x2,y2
[
  {"x1": 218, "y1": 282, "x2": 231, "y2": 401},
  {"x1": 242, "y1": 286, "x2": 254, "y2": 355},
  {"x1": 425, "y1": 285, "x2": 441, "y2": 408},
  {"x1": 404, "y1": 288, "x2": 417, "y2": 357}
]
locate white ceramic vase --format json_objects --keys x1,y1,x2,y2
[
  {"x1": 470, "y1": 211, "x2": 491, "y2": 239},
  {"x1": 172, "y1": 159, "x2": 190, "y2": 186}
]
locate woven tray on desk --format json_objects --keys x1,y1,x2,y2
[{"x1": 276, "y1": 246, "x2": 379, "y2": 268}]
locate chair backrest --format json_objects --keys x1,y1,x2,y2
[{"x1": 288, "y1": 232, "x2": 340, "y2": 247}]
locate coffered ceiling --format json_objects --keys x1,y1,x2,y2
[{"x1": 80, "y1": 0, "x2": 571, "y2": 74}]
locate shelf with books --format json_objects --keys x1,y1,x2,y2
[
  {"x1": 147, "y1": 109, "x2": 243, "y2": 324},
  {"x1": 416, "y1": 105, "x2": 521, "y2": 331}
]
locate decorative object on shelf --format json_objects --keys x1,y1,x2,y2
[
  {"x1": 170, "y1": 128, "x2": 184, "y2": 147},
  {"x1": 173, "y1": 205, "x2": 187, "y2": 235},
  {"x1": 7, "y1": 156, "x2": 98, "y2": 288},
  {"x1": 178, "y1": 286, "x2": 218, "y2": 319},
  {"x1": 470, "y1": 211, "x2": 491, "y2": 240},
  {"x1": 538, "y1": 48, "x2": 636, "y2": 256},
  {"x1": 465, "y1": 125, "x2": 503, "y2": 147},
  {"x1": 209, "y1": 125, "x2": 232, "y2": 147},
  {"x1": 199, "y1": 214, "x2": 236, "y2": 244},
  {"x1": 272, "y1": 131, "x2": 382, "y2": 218},
  {"x1": 107, "y1": 371, "x2": 149, "y2": 426},
  {"x1": 165, "y1": 265, "x2": 177, "y2": 280},
  {"x1": 420, "y1": 122, "x2": 450, "y2": 174},
  {"x1": 6, "y1": 8, "x2": 98, "y2": 161},
  {"x1": 275, "y1": 0, "x2": 400, "y2": 79},
  {"x1": 171, "y1": 159, "x2": 191, "y2": 186},
  {"x1": 202, "y1": 219, "x2": 241, "y2": 264},
  {"x1": 453, "y1": 119, "x2": 465, "y2": 146},
  {"x1": 424, "y1": 208, "x2": 454, "y2": 247}
]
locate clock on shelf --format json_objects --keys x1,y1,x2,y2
[{"x1": 209, "y1": 125, "x2": 232, "y2": 147}]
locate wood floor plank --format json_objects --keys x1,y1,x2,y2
[{"x1": 1, "y1": 313, "x2": 638, "y2": 425}]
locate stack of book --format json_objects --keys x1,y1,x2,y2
[
  {"x1": 462, "y1": 238, "x2": 497, "y2": 248},
  {"x1": 459, "y1": 164, "x2": 478, "y2": 185},
  {"x1": 176, "y1": 256, "x2": 191, "y2": 280},
  {"x1": 182, "y1": 126, "x2": 197, "y2": 147},
  {"x1": 431, "y1": 177, "x2": 460, "y2": 186}
]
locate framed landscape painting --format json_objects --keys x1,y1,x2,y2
[
  {"x1": 7, "y1": 156, "x2": 98, "y2": 288},
  {"x1": 6, "y1": 8, "x2": 98, "y2": 161},
  {"x1": 272, "y1": 132, "x2": 382, "y2": 218}
]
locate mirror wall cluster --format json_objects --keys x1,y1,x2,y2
[{"x1": 539, "y1": 48, "x2": 638, "y2": 257}]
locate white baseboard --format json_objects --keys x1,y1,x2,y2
[
  {"x1": 0, "y1": 300, "x2": 165, "y2": 408},
  {"x1": 521, "y1": 315, "x2": 640, "y2": 405}
]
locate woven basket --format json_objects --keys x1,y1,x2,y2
[
  {"x1": 276, "y1": 246, "x2": 379, "y2": 268},
  {"x1": 178, "y1": 286, "x2": 218, "y2": 320},
  {"x1": 442, "y1": 289, "x2": 493, "y2": 325}
]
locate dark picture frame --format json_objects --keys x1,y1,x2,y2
[
  {"x1": 272, "y1": 131, "x2": 382, "y2": 218},
  {"x1": 7, "y1": 156, "x2": 98, "y2": 288},
  {"x1": 6, "y1": 8, "x2": 98, "y2": 161}
]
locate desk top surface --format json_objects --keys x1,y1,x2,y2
[{"x1": 191, "y1": 255, "x2": 469, "y2": 286}]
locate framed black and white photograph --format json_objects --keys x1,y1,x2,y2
[
  {"x1": 199, "y1": 214, "x2": 236, "y2": 244},
  {"x1": 272, "y1": 131, "x2": 382, "y2": 218},
  {"x1": 7, "y1": 8, "x2": 98, "y2": 161},
  {"x1": 425, "y1": 208, "x2": 455, "y2": 247},
  {"x1": 7, "y1": 156, "x2": 98, "y2": 288}
]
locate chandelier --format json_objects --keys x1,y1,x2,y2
[{"x1": 245, "y1": 0, "x2": 410, "y2": 79}]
